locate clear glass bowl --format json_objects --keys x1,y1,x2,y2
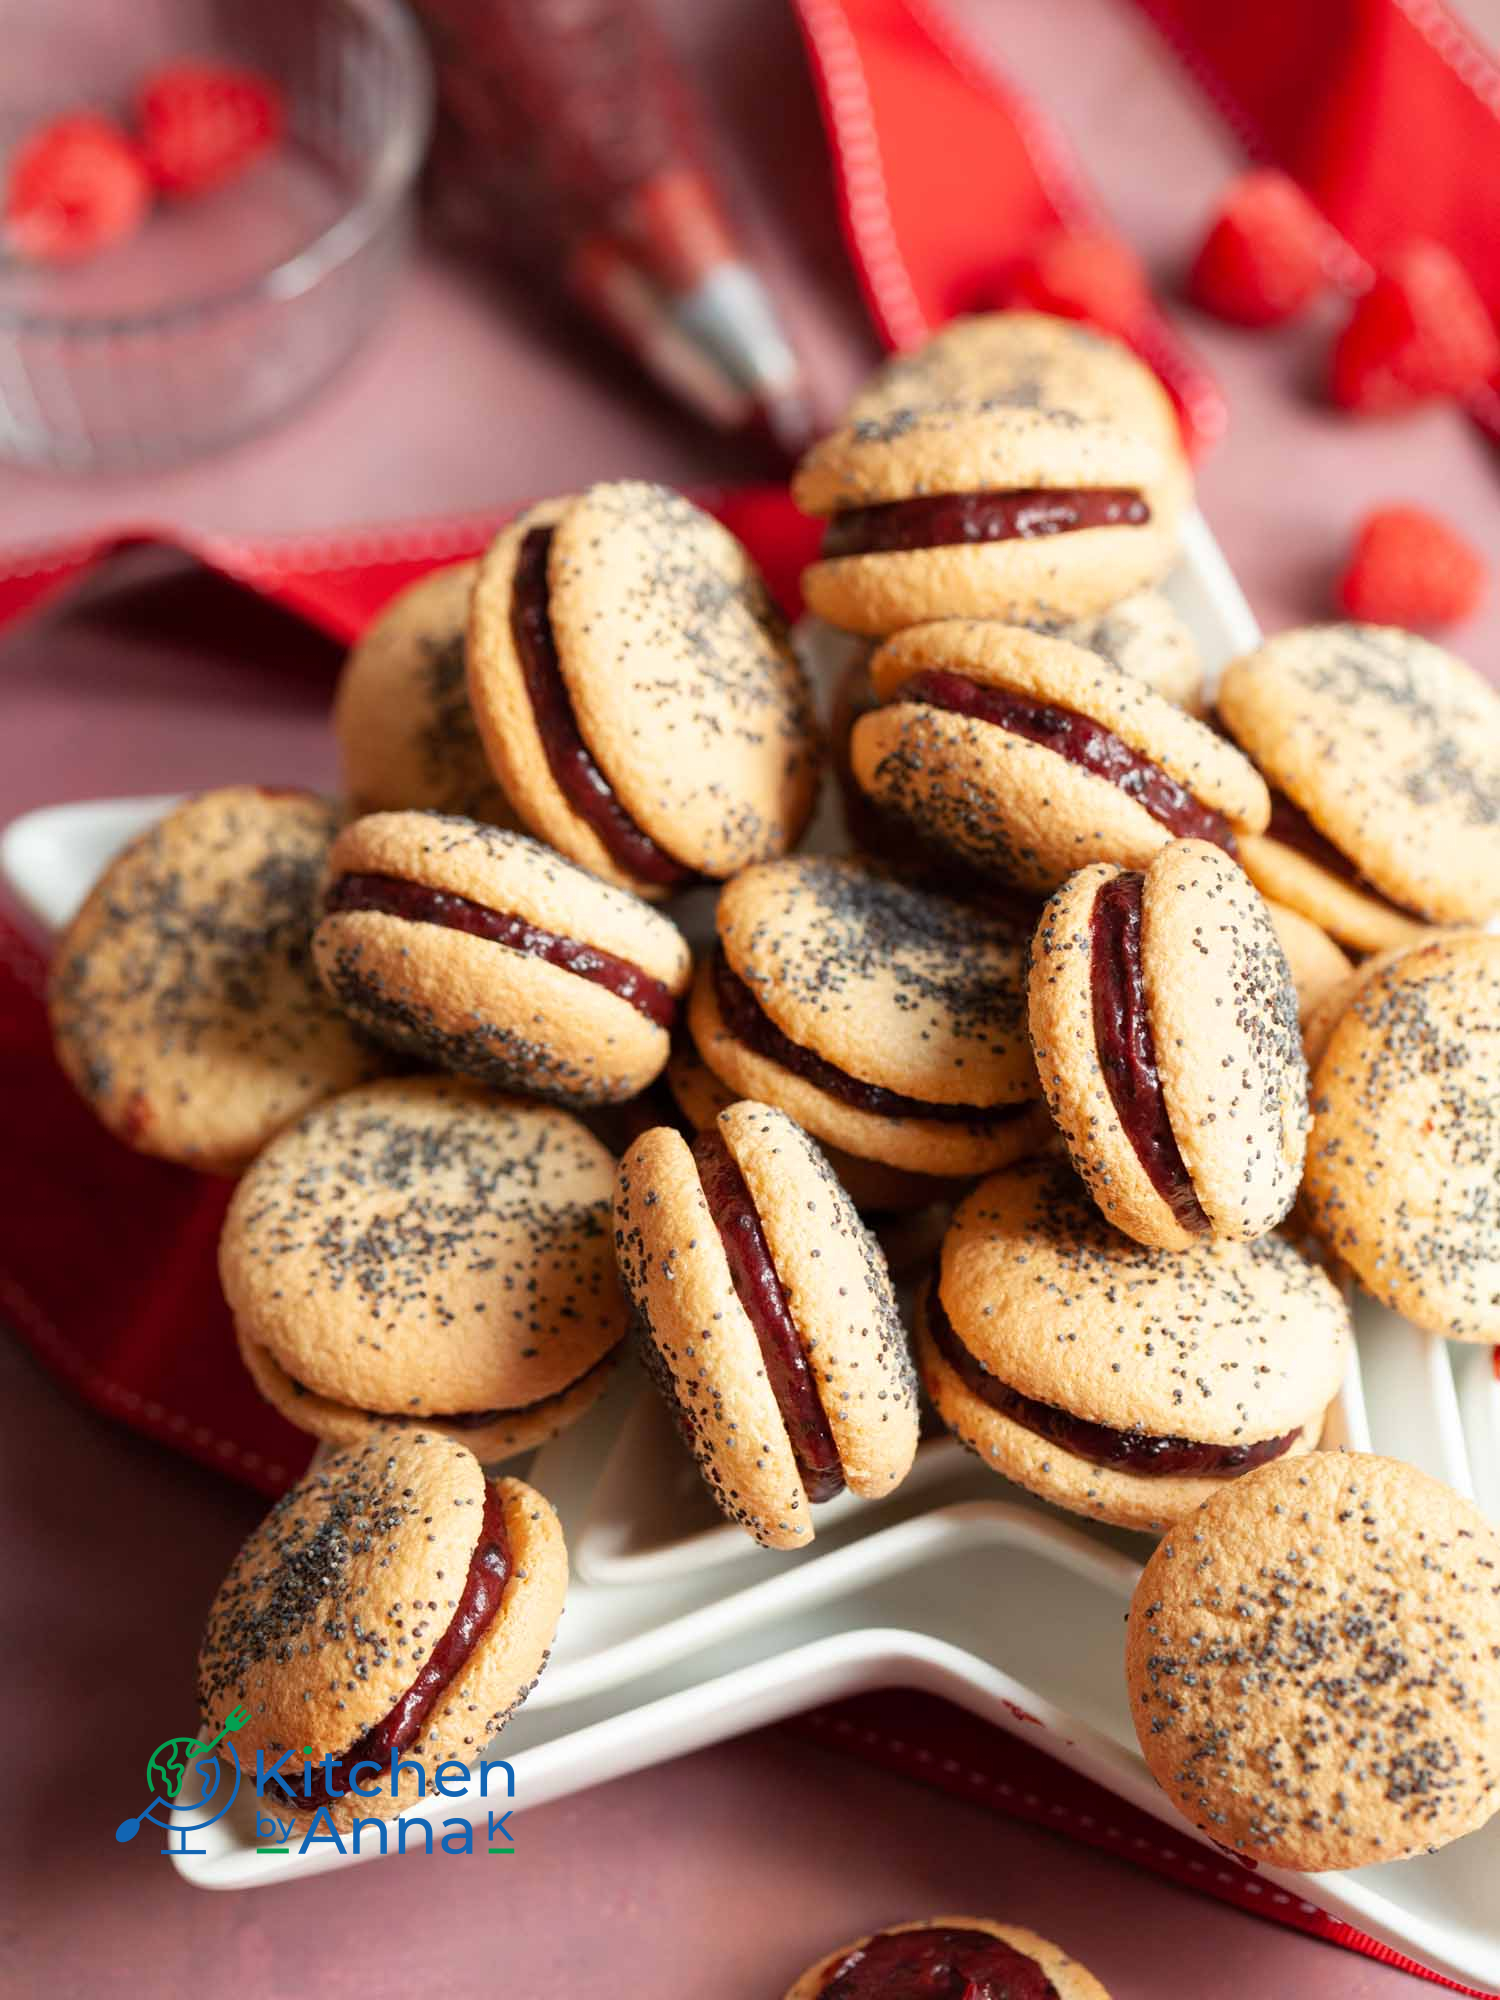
[{"x1": 0, "y1": 0, "x2": 432, "y2": 470}]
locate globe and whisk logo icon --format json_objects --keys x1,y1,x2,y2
[{"x1": 116, "y1": 1705, "x2": 248, "y2": 1854}]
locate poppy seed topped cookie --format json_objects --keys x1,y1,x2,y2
[
  {"x1": 689, "y1": 856, "x2": 1050, "y2": 1178},
  {"x1": 313, "y1": 811, "x2": 691, "y2": 1105},
  {"x1": 197, "y1": 1431, "x2": 567, "y2": 1827},
  {"x1": 222, "y1": 1076, "x2": 627, "y2": 1459},
  {"x1": 1127, "y1": 1452, "x2": 1500, "y2": 1870},
  {"x1": 783, "y1": 1917, "x2": 1111, "y2": 1999},
  {"x1": 466, "y1": 482, "x2": 823, "y2": 899},
  {"x1": 615, "y1": 1099, "x2": 918, "y2": 1549},
  {"x1": 1028, "y1": 842, "x2": 1308, "y2": 1249},
  {"x1": 829, "y1": 589, "x2": 1203, "y2": 871},
  {"x1": 793, "y1": 313, "x2": 1189, "y2": 635},
  {"x1": 333, "y1": 561, "x2": 514, "y2": 825},
  {"x1": 918, "y1": 1157, "x2": 1351, "y2": 1532},
  {"x1": 49, "y1": 786, "x2": 389, "y2": 1174},
  {"x1": 850, "y1": 623, "x2": 1268, "y2": 895},
  {"x1": 1303, "y1": 932, "x2": 1500, "y2": 1341},
  {"x1": 1217, "y1": 623, "x2": 1500, "y2": 949}
]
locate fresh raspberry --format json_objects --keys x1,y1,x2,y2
[
  {"x1": 1330, "y1": 242, "x2": 1500, "y2": 413},
  {"x1": 1336, "y1": 507, "x2": 1486, "y2": 629},
  {"x1": 3, "y1": 113, "x2": 151, "y2": 264},
  {"x1": 1006, "y1": 228, "x2": 1151, "y2": 341},
  {"x1": 137, "y1": 62, "x2": 284, "y2": 198},
  {"x1": 1187, "y1": 169, "x2": 1327, "y2": 327}
]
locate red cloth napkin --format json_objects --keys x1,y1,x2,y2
[
  {"x1": 1132, "y1": 0, "x2": 1500, "y2": 441},
  {"x1": 788, "y1": 0, "x2": 1229, "y2": 456}
]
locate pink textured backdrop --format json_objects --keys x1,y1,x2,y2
[{"x1": 3, "y1": 2, "x2": 1494, "y2": 1993}]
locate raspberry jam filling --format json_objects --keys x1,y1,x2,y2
[
  {"x1": 692, "y1": 1129, "x2": 845, "y2": 1504},
  {"x1": 511, "y1": 526, "x2": 693, "y2": 889},
  {"x1": 900, "y1": 670, "x2": 1236, "y2": 850},
  {"x1": 822, "y1": 487, "x2": 1149, "y2": 559},
  {"x1": 816, "y1": 1924, "x2": 1058, "y2": 1999},
  {"x1": 1090, "y1": 872, "x2": 1209, "y2": 1234},
  {"x1": 324, "y1": 872, "x2": 678, "y2": 1030},
  {"x1": 296, "y1": 1486, "x2": 511, "y2": 1810},
  {"x1": 929, "y1": 1288, "x2": 1299, "y2": 1477},
  {"x1": 713, "y1": 947, "x2": 1027, "y2": 1131}
]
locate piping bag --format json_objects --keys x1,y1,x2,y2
[{"x1": 413, "y1": 0, "x2": 813, "y2": 453}]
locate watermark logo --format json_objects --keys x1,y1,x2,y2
[
  {"x1": 116, "y1": 1708, "x2": 516, "y2": 1861},
  {"x1": 251, "y1": 1749, "x2": 517, "y2": 1859},
  {"x1": 115, "y1": 1706, "x2": 247, "y2": 1855}
]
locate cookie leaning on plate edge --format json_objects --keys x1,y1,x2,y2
[
  {"x1": 615, "y1": 1100, "x2": 918, "y2": 1550},
  {"x1": 1303, "y1": 932, "x2": 1500, "y2": 1343},
  {"x1": 197, "y1": 1432, "x2": 567, "y2": 1829},
  {"x1": 1126, "y1": 1452, "x2": 1500, "y2": 1871}
]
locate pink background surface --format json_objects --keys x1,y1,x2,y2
[{"x1": 2, "y1": 2, "x2": 1495, "y2": 1994}]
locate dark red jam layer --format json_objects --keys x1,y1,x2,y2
[
  {"x1": 1089, "y1": 872, "x2": 1209, "y2": 1235},
  {"x1": 929, "y1": 1289, "x2": 1299, "y2": 1478},
  {"x1": 822, "y1": 487, "x2": 1149, "y2": 559},
  {"x1": 325, "y1": 871, "x2": 678, "y2": 1030},
  {"x1": 713, "y1": 946, "x2": 1026, "y2": 1131},
  {"x1": 902, "y1": 670, "x2": 1236, "y2": 851},
  {"x1": 817, "y1": 1925, "x2": 1058, "y2": 2000},
  {"x1": 692, "y1": 1130, "x2": 844, "y2": 1504},
  {"x1": 511, "y1": 525, "x2": 693, "y2": 890},
  {"x1": 297, "y1": 1486, "x2": 510, "y2": 1809}
]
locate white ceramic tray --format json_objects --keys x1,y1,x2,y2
[{"x1": 6, "y1": 511, "x2": 1499, "y2": 1991}]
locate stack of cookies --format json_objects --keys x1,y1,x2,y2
[{"x1": 47, "y1": 311, "x2": 1500, "y2": 1873}]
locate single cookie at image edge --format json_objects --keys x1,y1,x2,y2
[
  {"x1": 1217, "y1": 623, "x2": 1500, "y2": 934},
  {"x1": 197, "y1": 1432, "x2": 568, "y2": 1829},
  {"x1": 221, "y1": 1076, "x2": 628, "y2": 1453},
  {"x1": 333, "y1": 560, "x2": 516, "y2": 825},
  {"x1": 782, "y1": 1915, "x2": 1111, "y2": 1999},
  {"x1": 1027, "y1": 841, "x2": 1308, "y2": 1249},
  {"x1": 48, "y1": 785, "x2": 390, "y2": 1174},
  {"x1": 465, "y1": 482, "x2": 823, "y2": 898},
  {"x1": 1303, "y1": 932, "x2": 1500, "y2": 1341},
  {"x1": 919, "y1": 1156, "x2": 1351, "y2": 1534},
  {"x1": 312, "y1": 811, "x2": 691, "y2": 1106},
  {"x1": 1126, "y1": 1452, "x2": 1500, "y2": 1871},
  {"x1": 850, "y1": 622, "x2": 1268, "y2": 897},
  {"x1": 614, "y1": 1100, "x2": 918, "y2": 1549}
]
